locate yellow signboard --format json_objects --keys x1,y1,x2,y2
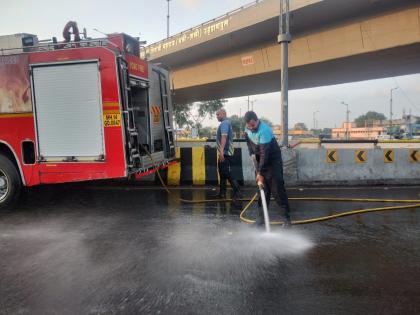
[
  {"x1": 409, "y1": 150, "x2": 419, "y2": 163},
  {"x1": 326, "y1": 150, "x2": 338, "y2": 164},
  {"x1": 151, "y1": 105, "x2": 161, "y2": 124},
  {"x1": 104, "y1": 113, "x2": 121, "y2": 127},
  {"x1": 384, "y1": 150, "x2": 394, "y2": 163},
  {"x1": 355, "y1": 150, "x2": 367, "y2": 164}
]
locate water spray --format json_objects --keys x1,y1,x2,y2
[{"x1": 251, "y1": 155, "x2": 271, "y2": 233}]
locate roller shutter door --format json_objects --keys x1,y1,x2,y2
[{"x1": 32, "y1": 62, "x2": 104, "y2": 161}]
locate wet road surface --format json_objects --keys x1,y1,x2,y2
[{"x1": 1, "y1": 184, "x2": 420, "y2": 314}]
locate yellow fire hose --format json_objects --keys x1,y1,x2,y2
[
  {"x1": 179, "y1": 192, "x2": 420, "y2": 225},
  {"x1": 148, "y1": 149, "x2": 420, "y2": 226}
]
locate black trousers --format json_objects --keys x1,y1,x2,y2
[
  {"x1": 257, "y1": 156, "x2": 291, "y2": 222},
  {"x1": 218, "y1": 155, "x2": 240, "y2": 195}
]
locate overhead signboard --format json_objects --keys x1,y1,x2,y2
[{"x1": 241, "y1": 55, "x2": 254, "y2": 66}]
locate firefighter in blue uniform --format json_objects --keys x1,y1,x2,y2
[{"x1": 244, "y1": 111, "x2": 291, "y2": 227}]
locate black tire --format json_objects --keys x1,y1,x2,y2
[{"x1": 0, "y1": 154, "x2": 22, "y2": 210}]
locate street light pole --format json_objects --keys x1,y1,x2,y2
[
  {"x1": 279, "y1": 0, "x2": 291, "y2": 146},
  {"x1": 166, "y1": 0, "x2": 171, "y2": 38},
  {"x1": 313, "y1": 110, "x2": 319, "y2": 130},
  {"x1": 250, "y1": 99, "x2": 257, "y2": 111},
  {"x1": 389, "y1": 87, "x2": 398, "y2": 139},
  {"x1": 341, "y1": 102, "x2": 350, "y2": 140}
]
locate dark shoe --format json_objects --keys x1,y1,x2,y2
[
  {"x1": 232, "y1": 190, "x2": 243, "y2": 202},
  {"x1": 283, "y1": 219, "x2": 292, "y2": 229}
]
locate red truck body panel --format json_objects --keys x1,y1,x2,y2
[{"x1": 0, "y1": 36, "x2": 167, "y2": 187}]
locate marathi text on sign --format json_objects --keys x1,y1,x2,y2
[{"x1": 146, "y1": 18, "x2": 231, "y2": 55}]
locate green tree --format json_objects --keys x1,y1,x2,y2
[
  {"x1": 198, "y1": 126, "x2": 214, "y2": 138},
  {"x1": 311, "y1": 129, "x2": 322, "y2": 136},
  {"x1": 355, "y1": 111, "x2": 387, "y2": 127},
  {"x1": 189, "y1": 99, "x2": 227, "y2": 134},
  {"x1": 173, "y1": 99, "x2": 227, "y2": 135},
  {"x1": 197, "y1": 99, "x2": 226, "y2": 118},
  {"x1": 173, "y1": 103, "x2": 192, "y2": 128},
  {"x1": 228, "y1": 115, "x2": 244, "y2": 138},
  {"x1": 322, "y1": 128, "x2": 332, "y2": 135}
]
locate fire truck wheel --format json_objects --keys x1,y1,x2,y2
[{"x1": 0, "y1": 154, "x2": 22, "y2": 210}]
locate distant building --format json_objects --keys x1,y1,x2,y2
[
  {"x1": 272, "y1": 125, "x2": 315, "y2": 140},
  {"x1": 332, "y1": 114, "x2": 420, "y2": 140},
  {"x1": 332, "y1": 122, "x2": 386, "y2": 139},
  {"x1": 176, "y1": 128, "x2": 191, "y2": 138}
]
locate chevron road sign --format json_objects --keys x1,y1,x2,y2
[
  {"x1": 409, "y1": 150, "x2": 419, "y2": 163},
  {"x1": 355, "y1": 150, "x2": 367, "y2": 164},
  {"x1": 384, "y1": 150, "x2": 394, "y2": 163},
  {"x1": 326, "y1": 150, "x2": 338, "y2": 164}
]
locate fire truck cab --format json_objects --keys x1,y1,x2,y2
[{"x1": 0, "y1": 26, "x2": 176, "y2": 208}]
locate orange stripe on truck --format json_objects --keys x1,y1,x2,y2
[
  {"x1": 103, "y1": 102, "x2": 120, "y2": 107},
  {"x1": 0, "y1": 113, "x2": 33, "y2": 118}
]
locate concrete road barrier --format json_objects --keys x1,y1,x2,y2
[
  {"x1": 165, "y1": 144, "x2": 244, "y2": 185},
  {"x1": 160, "y1": 140, "x2": 420, "y2": 186}
]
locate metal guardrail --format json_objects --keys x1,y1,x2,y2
[
  {"x1": 0, "y1": 38, "x2": 109, "y2": 55},
  {"x1": 203, "y1": 138, "x2": 247, "y2": 143},
  {"x1": 176, "y1": 138, "x2": 420, "y2": 144},
  {"x1": 176, "y1": 138, "x2": 247, "y2": 143},
  {"x1": 146, "y1": 0, "x2": 263, "y2": 48},
  {"x1": 378, "y1": 139, "x2": 420, "y2": 143},
  {"x1": 320, "y1": 139, "x2": 378, "y2": 144}
]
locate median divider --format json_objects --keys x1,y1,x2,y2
[
  {"x1": 165, "y1": 145, "x2": 244, "y2": 186},
  {"x1": 159, "y1": 139, "x2": 420, "y2": 186}
]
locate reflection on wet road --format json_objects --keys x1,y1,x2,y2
[{"x1": 1, "y1": 184, "x2": 420, "y2": 314}]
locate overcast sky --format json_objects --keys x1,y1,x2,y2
[{"x1": 2, "y1": 0, "x2": 420, "y2": 129}]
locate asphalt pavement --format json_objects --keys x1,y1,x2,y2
[{"x1": 1, "y1": 183, "x2": 420, "y2": 314}]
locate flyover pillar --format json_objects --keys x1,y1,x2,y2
[{"x1": 279, "y1": 0, "x2": 292, "y2": 146}]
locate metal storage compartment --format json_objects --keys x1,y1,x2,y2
[{"x1": 31, "y1": 61, "x2": 104, "y2": 161}]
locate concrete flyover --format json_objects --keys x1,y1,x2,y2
[{"x1": 146, "y1": 0, "x2": 420, "y2": 103}]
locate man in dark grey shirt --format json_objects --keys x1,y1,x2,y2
[{"x1": 215, "y1": 109, "x2": 241, "y2": 200}]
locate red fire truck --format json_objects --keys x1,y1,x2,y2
[{"x1": 0, "y1": 23, "x2": 176, "y2": 208}]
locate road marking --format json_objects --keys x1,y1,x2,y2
[
  {"x1": 409, "y1": 149, "x2": 419, "y2": 163},
  {"x1": 355, "y1": 150, "x2": 366, "y2": 163},
  {"x1": 384, "y1": 150, "x2": 394, "y2": 163},
  {"x1": 326, "y1": 150, "x2": 337, "y2": 163}
]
